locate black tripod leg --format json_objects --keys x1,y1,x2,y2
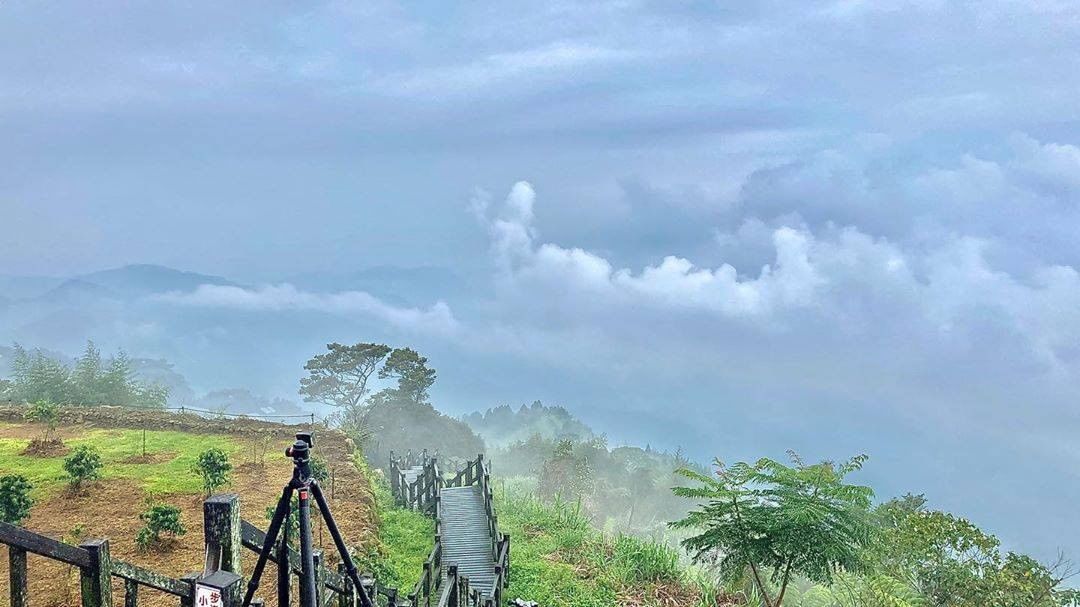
[
  {"x1": 278, "y1": 495, "x2": 291, "y2": 607},
  {"x1": 297, "y1": 485, "x2": 319, "y2": 607},
  {"x1": 310, "y1": 481, "x2": 375, "y2": 607},
  {"x1": 243, "y1": 485, "x2": 293, "y2": 607}
]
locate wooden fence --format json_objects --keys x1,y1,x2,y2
[
  {"x1": 389, "y1": 451, "x2": 441, "y2": 516},
  {"x1": 1, "y1": 493, "x2": 400, "y2": 607}
]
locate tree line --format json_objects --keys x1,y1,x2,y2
[{"x1": 0, "y1": 341, "x2": 168, "y2": 408}]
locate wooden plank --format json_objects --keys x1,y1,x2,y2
[
  {"x1": 112, "y1": 559, "x2": 192, "y2": 597},
  {"x1": 0, "y1": 522, "x2": 93, "y2": 568},
  {"x1": 9, "y1": 546, "x2": 27, "y2": 607},
  {"x1": 240, "y1": 519, "x2": 303, "y2": 575}
]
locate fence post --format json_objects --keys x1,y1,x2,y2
[
  {"x1": 124, "y1": 579, "x2": 138, "y2": 607},
  {"x1": 337, "y1": 563, "x2": 354, "y2": 607},
  {"x1": 204, "y1": 494, "x2": 243, "y2": 576},
  {"x1": 9, "y1": 546, "x2": 27, "y2": 607},
  {"x1": 179, "y1": 573, "x2": 199, "y2": 607},
  {"x1": 79, "y1": 539, "x2": 113, "y2": 607},
  {"x1": 312, "y1": 550, "x2": 324, "y2": 607},
  {"x1": 446, "y1": 565, "x2": 458, "y2": 607},
  {"x1": 196, "y1": 570, "x2": 243, "y2": 607}
]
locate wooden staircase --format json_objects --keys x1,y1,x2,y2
[{"x1": 389, "y1": 452, "x2": 510, "y2": 607}]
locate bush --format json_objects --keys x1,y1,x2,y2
[
  {"x1": 311, "y1": 456, "x2": 330, "y2": 483},
  {"x1": 24, "y1": 400, "x2": 60, "y2": 443},
  {"x1": 64, "y1": 445, "x2": 103, "y2": 489},
  {"x1": 136, "y1": 504, "x2": 185, "y2": 551},
  {"x1": 0, "y1": 475, "x2": 34, "y2": 525},
  {"x1": 193, "y1": 448, "x2": 232, "y2": 495}
]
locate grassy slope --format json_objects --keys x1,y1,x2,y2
[
  {"x1": 353, "y1": 454, "x2": 436, "y2": 593},
  {"x1": 497, "y1": 490, "x2": 710, "y2": 607},
  {"x1": 0, "y1": 428, "x2": 240, "y2": 497},
  {"x1": 0, "y1": 417, "x2": 379, "y2": 607}
]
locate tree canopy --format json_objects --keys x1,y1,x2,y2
[
  {"x1": 671, "y1": 453, "x2": 876, "y2": 607},
  {"x1": 299, "y1": 342, "x2": 392, "y2": 409}
]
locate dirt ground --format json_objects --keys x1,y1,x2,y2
[{"x1": 0, "y1": 406, "x2": 379, "y2": 607}]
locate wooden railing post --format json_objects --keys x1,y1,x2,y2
[
  {"x1": 195, "y1": 570, "x2": 243, "y2": 607},
  {"x1": 124, "y1": 579, "x2": 138, "y2": 607},
  {"x1": 337, "y1": 563, "x2": 354, "y2": 607},
  {"x1": 421, "y1": 559, "x2": 431, "y2": 605},
  {"x1": 446, "y1": 565, "x2": 458, "y2": 607},
  {"x1": 204, "y1": 494, "x2": 243, "y2": 575},
  {"x1": 9, "y1": 546, "x2": 27, "y2": 607},
  {"x1": 79, "y1": 539, "x2": 113, "y2": 607},
  {"x1": 504, "y1": 535, "x2": 511, "y2": 585},
  {"x1": 313, "y1": 550, "x2": 326, "y2": 607},
  {"x1": 179, "y1": 572, "x2": 199, "y2": 607}
]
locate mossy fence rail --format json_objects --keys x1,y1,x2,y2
[
  {"x1": 388, "y1": 452, "x2": 510, "y2": 607},
  {"x1": 0, "y1": 494, "x2": 402, "y2": 607}
]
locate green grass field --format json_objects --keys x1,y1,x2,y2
[{"x1": 0, "y1": 425, "x2": 247, "y2": 497}]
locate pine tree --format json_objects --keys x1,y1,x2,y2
[
  {"x1": 99, "y1": 350, "x2": 134, "y2": 406},
  {"x1": 72, "y1": 340, "x2": 104, "y2": 404}
]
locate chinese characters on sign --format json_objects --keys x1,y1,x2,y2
[{"x1": 195, "y1": 584, "x2": 223, "y2": 607}]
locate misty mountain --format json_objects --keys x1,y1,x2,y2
[
  {"x1": 0, "y1": 262, "x2": 466, "y2": 401},
  {"x1": 0, "y1": 275, "x2": 65, "y2": 300},
  {"x1": 34, "y1": 279, "x2": 120, "y2": 305},
  {"x1": 74, "y1": 264, "x2": 238, "y2": 298}
]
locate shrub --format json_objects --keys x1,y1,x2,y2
[
  {"x1": 310, "y1": 456, "x2": 330, "y2": 483},
  {"x1": 0, "y1": 475, "x2": 34, "y2": 525},
  {"x1": 136, "y1": 504, "x2": 185, "y2": 551},
  {"x1": 64, "y1": 445, "x2": 103, "y2": 489},
  {"x1": 24, "y1": 400, "x2": 60, "y2": 443},
  {"x1": 193, "y1": 448, "x2": 232, "y2": 495}
]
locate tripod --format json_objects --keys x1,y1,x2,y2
[{"x1": 242, "y1": 432, "x2": 374, "y2": 607}]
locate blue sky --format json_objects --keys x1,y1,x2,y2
[{"x1": 4, "y1": 1, "x2": 1080, "y2": 562}]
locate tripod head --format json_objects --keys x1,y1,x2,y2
[{"x1": 285, "y1": 431, "x2": 315, "y2": 480}]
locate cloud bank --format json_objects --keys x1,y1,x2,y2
[{"x1": 156, "y1": 284, "x2": 459, "y2": 336}]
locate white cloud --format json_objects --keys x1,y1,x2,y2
[
  {"x1": 154, "y1": 284, "x2": 460, "y2": 336},
  {"x1": 377, "y1": 41, "x2": 632, "y2": 97},
  {"x1": 474, "y1": 181, "x2": 1080, "y2": 391}
]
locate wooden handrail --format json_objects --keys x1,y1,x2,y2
[
  {"x1": 112, "y1": 560, "x2": 191, "y2": 597},
  {"x1": 0, "y1": 522, "x2": 93, "y2": 568}
]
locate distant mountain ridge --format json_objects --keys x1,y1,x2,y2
[
  {"x1": 74, "y1": 264, "x2": 239, "y2": 297},
  {"x1": 0, "y1": 264, "x2": 239, "y2": 303}
]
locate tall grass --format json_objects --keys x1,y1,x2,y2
[
  {"x1": 352, "y1": 455, "x2": 435, "y2": 592},
  {"x1": 610, "y1": 533, "x2": 681, "y2": 585},
  {"x1": 496, "y1": 488, "x2": 714, "y2": 606}
]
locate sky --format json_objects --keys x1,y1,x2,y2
[{"x1": 4, "y1": 0, "x2": 1080, "y2": 562}]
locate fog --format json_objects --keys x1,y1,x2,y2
[{"x1": 5, "y1": 0, "x2": 1080, "y2": 572}]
